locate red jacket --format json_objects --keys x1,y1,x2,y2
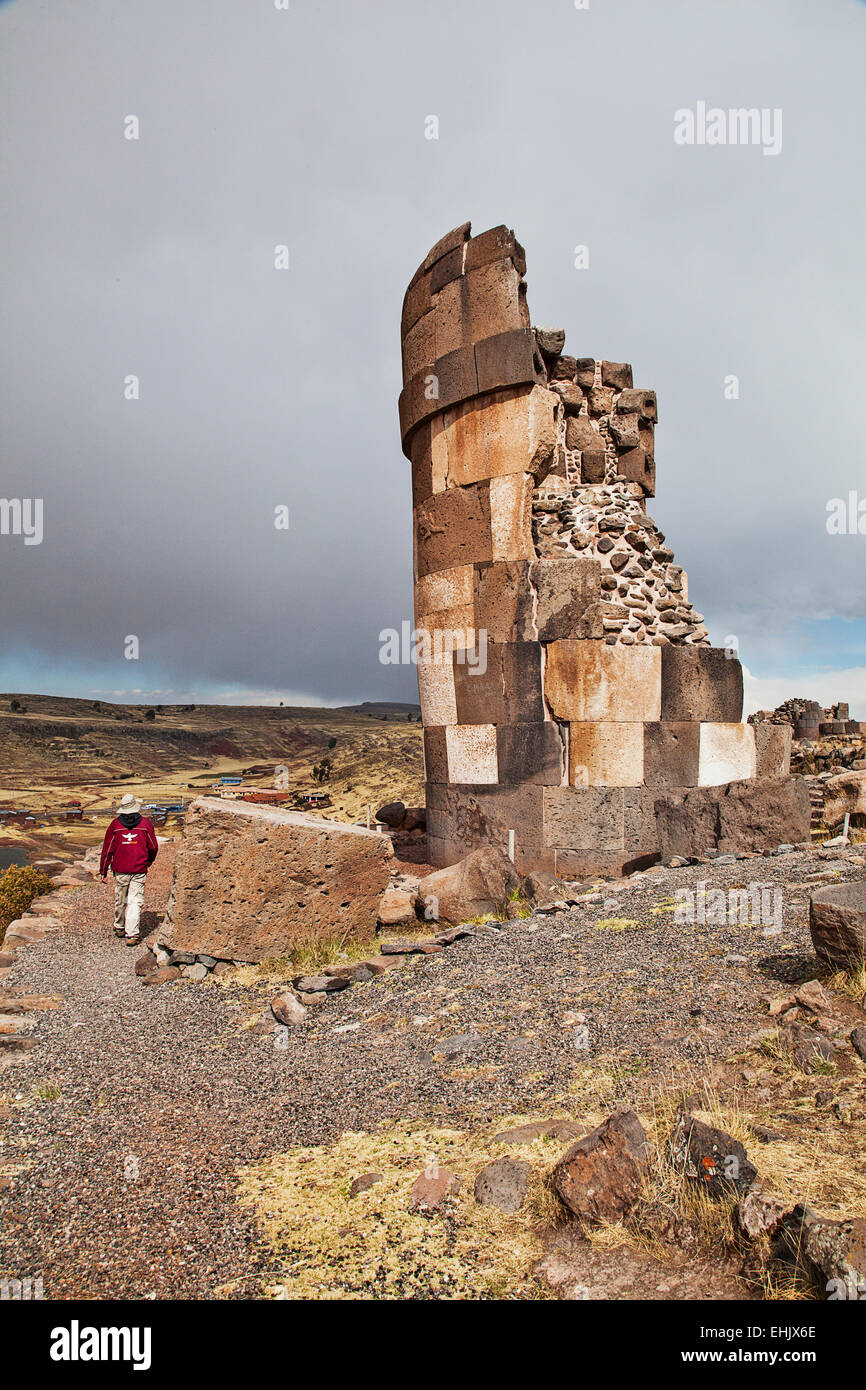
[{"x1": 100, "y1": 816, "x2": 159, "y2": 876}]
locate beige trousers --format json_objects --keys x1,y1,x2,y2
[{"x1": 114, "y1": 872, "x2": 146, "y2": 937}]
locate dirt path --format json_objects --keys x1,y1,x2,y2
[{"x1": 1, "y1": 842, "x2": 864, "y2": 1299}]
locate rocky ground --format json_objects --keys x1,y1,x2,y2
[{"x1": 1, "y1": 840, "x2": 864, "y2": 1300}]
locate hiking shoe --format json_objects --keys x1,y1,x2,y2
[
  {"x1": 125, "y1": 932, "x2": 143, "y2": 947},
  {"x1": 113, "y1": 927, "x2": 126, "y2": 939}
]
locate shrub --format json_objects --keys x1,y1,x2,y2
[{"x1": 0, "y1": 864, "x2": 53, "y2": 944}]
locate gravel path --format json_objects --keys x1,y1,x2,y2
[{"x1": 1, "y1": 841, "x2": 864, "y2": 1299}]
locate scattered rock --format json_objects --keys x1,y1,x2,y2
[
  {"x1": 736, "y1": 1186, "x2": 791, "y2": 1241},
  {"x1": 417, "y1": 846, "x2": 521, "y2": 926},
  {"x1": 822, "y1": 770, "x2": 866, "y2": 828},
  {"x1": 379, "y1": 939, "x2": 441, "y2": 955},
  {"x1": 377, "y1": 887, "x2": 418, "y2": 928},
  {"x1": 474, "y1": 1157, "x2": 531, "y2": 1213},
  {"x1": 520, "y1": 870, "x2": 570, "y2": 909},
  {"x1": 324, "y1": 961, "x2": 375, "y2": 984},
  {"x1": 134, "y1": 950, "x2": 157, "y2": 978},
  {"x1": 293, "y1": 973, "x2": 352, "y2": 994},
  {"x1": 0, "y1": 994, "x2": 62, "y2": 1014},
  {"x1": 668, "y1": 1115, "x2": 757, "y2": 1198},
  {"x1": 494, "y1": 1118, "x2": 582, "y2": 1145},
  {"x1": 409, "y1": 1165, "x2": 458, "y2": 1212},
  {"x1": 850, "y1": 1027, "x2": 866, "y2": 1062},
  {"x1": 181, "y1": 963, "x2": 207, "y2": 982},
  {"x1": 433, "y1": 926, "x2": 473, "y2": 946},
  {"x1": 772, "y1": 1204, "x2": 866, "y2": 1291},
  {"x1": 140, "y1": 966, "x2": 181, "y2": 986},
  {"x1": 0, "y1": 1034, "x2": 37, "y2": 1052},
  {"x1": 349, "y1": 1172, "x2": 383, "y2": 1198},
  {"x1": 795, "y1": 980, "x2": 831, "y2": 1014},
  {"x1": 781, "y1": 1022, "x2": 835, "y2": 1072},
  {"x1": 270, "y1": 991, "x2": 308, "y2": 1026},
  {"x1": 375, "y1": 801, "x2": 406, "y2": 829},
  {"x1": 552, "y1": 1110, "x2": 650, "y2": 1224},
  {"x1": 810, "y1": 881, "x2": 866, "y2": 970}
]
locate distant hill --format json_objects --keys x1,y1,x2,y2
[{"x1": 0, "y1": 696, "x2": 424, "y2": 828}]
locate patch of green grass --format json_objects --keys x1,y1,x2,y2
[
  {"x1": 0, "y1": 865, "x2": 53, "y2": 944},
  {"x1": 32, "y1": 1083, "x2": 62, "y2": 1102}
]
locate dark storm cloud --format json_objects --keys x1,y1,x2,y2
[{"x1": 1, "y1": 0, "x2": 864, "y2": 708}]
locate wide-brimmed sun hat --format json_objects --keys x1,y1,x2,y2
[{"x1": 116, "y1": 794, "x2": 142, "y2": 815}]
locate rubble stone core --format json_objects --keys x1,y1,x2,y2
[{"x1": 400, "y1": 221, "x2": 809, "y2": 874}]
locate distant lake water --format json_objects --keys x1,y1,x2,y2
[{"x1": 0, "y1": 847, "x2": 30, "y2": 870}]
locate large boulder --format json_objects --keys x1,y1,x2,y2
[
  {"x1": 416, "y1": 845, "x2": 521, "y2": 925},
  {"x1": 157, "y1": 797, "x2": 392, "y2": 963},
  {"x1": 771, "y1": 1204, "x2": 866, "y2": 1293},
  {"x1": 822, "y1": 771, "x2": 866, "y2": 828},
  {"x1": 810, "y1": 881, "x2": 866, "y2": 970},
  {"x1": 552, "y1": 1110, "x2": 649, "y2": 1224}
]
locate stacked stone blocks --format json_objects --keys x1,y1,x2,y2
[{"x1": 400, "y1": 222, "x2": 805, "y2": 875}]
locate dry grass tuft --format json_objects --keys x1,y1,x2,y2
[
  {"x1": 236, "y1": 1114, "x2": 585, "y2": 1299},
  {"x1": 593, "y1": 917, "x2": 645, "y2": 933},
  {"x1": 820, "y1": 963, "x2": 866, "y2": 1004}
]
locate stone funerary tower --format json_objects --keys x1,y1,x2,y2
[{"x1": 398, "y1": 221, "x2": 808, "y2": 875}]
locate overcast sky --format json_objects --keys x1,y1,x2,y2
[{"x1": 1, "y1": 0, "x2": 864, "y2": 714}]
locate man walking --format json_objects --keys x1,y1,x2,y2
[{"x1": 100, "y1": 794, "x2": 159, "y2": 945}]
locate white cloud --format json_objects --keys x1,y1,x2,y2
[{"x1": 743, "y1": 665, "x2": 866, "y2": 721}]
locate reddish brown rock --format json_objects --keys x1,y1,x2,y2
[
  {"x1": 552, "y1": 1110, "x2": 650, "y2": 1223},
  {"x1": 418, "y1": 845, "x2": 521, "y2": 924},
  {"x1": 409, "y1": 1165, "x2": 458, "y2": 1212},
  {"x1": 377, "y1": 887, "x2": 417, "y2": 928},
  {"x1": 270, "y1": 991, "x2": 308, "y2": 1026},
  {"x1": 140, "y1": 966, "x2": 181, "y2": 986},
  {"x1": 822, "y1": 770, "x2": 866, "y2": 828},
  {"x1": 810, "y1": 881, "x2": 866, "y2": 969},
  {"x1": 158, "y1": 798, "x2": 392, "y2": 964}
]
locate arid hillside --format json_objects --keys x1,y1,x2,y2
[{"x1": 0, "y1": 695, "x2": 424, "y2": 858}]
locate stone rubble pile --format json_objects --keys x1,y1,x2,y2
[{"x1": 533, "y1": 476, "x2": 708, "y2": 647}]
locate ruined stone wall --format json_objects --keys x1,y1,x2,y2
[{"x1": 399, "y1": 221, "x2": 804, "y2": 876}]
